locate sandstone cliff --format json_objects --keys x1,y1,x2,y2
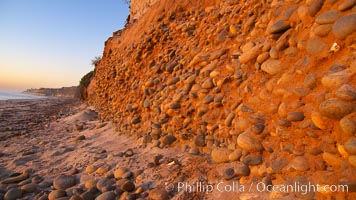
[
  {"x1": 130, "y1": 0, "x2": 161, "y2": 22},
  {"x1": 89, "y1": 0, "x2": 356, "y2": 198}
]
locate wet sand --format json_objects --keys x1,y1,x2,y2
[{"x1": 0, "y1": 98, "x2": 79, "y2": 140}]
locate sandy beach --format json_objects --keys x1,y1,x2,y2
[
  {"x1": 0, "y1": 98, "x2": 229, "y2": 200},
  {"x1": 1, "y1": 97, "x2": 355, "y2": 200},
  {"x1": 0, "y1": 98, "x2": 274, "y2": 200}
]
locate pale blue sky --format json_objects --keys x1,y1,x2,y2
[{"x1": 0, "y1": 0, "x2": 129, "y2": 91}]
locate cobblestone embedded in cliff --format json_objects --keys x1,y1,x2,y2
[{"x1": 88, "y1": 0, "x2": 356, "y2": 199}]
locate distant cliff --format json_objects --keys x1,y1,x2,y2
[{"x1": 24, "y1": 86, "x2": 79, "y2": 98}]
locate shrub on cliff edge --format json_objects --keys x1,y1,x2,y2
[{"x1": 79, "y1": 70, "x2": 95, "y2": 100}]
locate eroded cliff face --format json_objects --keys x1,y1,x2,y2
[
  {"x1": 89, "y1": 0, "x2": 356, "y2": 198},
  {"x1": 130, "y1": 0, "x2": 161, "y2": 22}
]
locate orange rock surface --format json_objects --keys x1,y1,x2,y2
[{"x1": 88, "y1": 0, "x2": 356, "y2": 199}]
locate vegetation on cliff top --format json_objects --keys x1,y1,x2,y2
[{"x1": 78, "y1": 70, "x2": 95, "y2": 100}]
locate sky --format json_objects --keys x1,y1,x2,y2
[{"x1": 0, "y1": 0, "x2": 129, "y2": 91}]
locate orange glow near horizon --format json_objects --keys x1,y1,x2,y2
[
  {"x1": 0, "y1": 62, "x2": 82, "y2": 91},
  {"x1": 0, "y1": 0, "x2": 129, "y2": 92}
]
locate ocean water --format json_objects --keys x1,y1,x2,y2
[{"x1": 0, "y1": 91, "x2": 45, "y2": 100}]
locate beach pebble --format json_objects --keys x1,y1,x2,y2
[
  {"x1": 121, "y1": 180, "x2": 135, "y2": 192},
  {"x1": 194, "y1": 135, "x2": 205, "y2": 147},
  {"x1": 72, "y1": 135, "x2": 85, "y2": 142},
  {"x1": 169, "y1": 103, "x2": 180, "y2": 109},
  {"x1": 31, "y1": 176, "x2": 43, "y2": 183},
  {"x1": 185, "y1": 74, "x2": 196, "y2": 84},
  {"x1": 80, "y1": 191, "x2": 95, "y2": 200},
  {"x1": 261, "y1": 60, "x2": 282, "y2": 75},
  {"x1": 242, "y1": 42, "x2": 255, "y2": 53},
  {"x1": 48, "y1": 190, "x2": 66, "y2": 200},
  {"x1": 96, "y1": 178, "x2": 115, "y2": 193},
  {"x1": 223, "y1": 168, "x2": 236, "y2": 180},
  {"x1": 251, "y1": 124, "x2": 265, "y2": 134},
  {"x1": 149, "y1": 188, "x2": 169, "y2": 200},
  {"x1": 143, "y1": 99, "x2": 150, "y2": 108},
  {"x1": 203, "y1": 94, "x2": 214, "y2": 104},
  {"x1": 239, "y1": 45, "x2": 261, "y2": 64},
  {"x1": 84, "y1": 180, "x2": 97, "y2": 189},
  {"x1": 314, "y1": 24, "x2": 332, "y2": 37},
  {"x1": 234, "y1": 163, "x2": 250, "y2": 176},
  {"x1": 161, "y1": 134, "x2": 177, "y2": 146},
  {"x1": 18, "y1": 179, "x2": 31, "y2": 186},
  {"x1": 311, "y1": 112, "x2": 327, "y2": 129},
  {"x1": 269, "y1": 20, "x2": 290, "y2": 34},
  {"x1": 153, "y1": 154, "x2": 163, "y2": 165},
  {"x1": 125, "y1": 148, "x2": 134, "y2": 157},
  {"x1": 71, "y1": 187, "x2": 84, "y2": 196},
  {"x1": 211, "y1": 148, "x2": 231, "y2": 163},
  {"x1": 242, "y1": 154, "x2": 263, "y2": 166},
  {"x1": 269, "y1": 47, "x2": 279, "y2": 59},
  {"x1": 322, "y1": 69, "x2": 352, "y2": 89},
  {"x1": 96, "y1": 191, "x2": 116, "y2": 200},
  {"x1": 336, "y1": 84, "x2": 356, "y2": 101},
  {"x1": 308, "y1": 0, "x2": 324, "y2": 16},
  {"x1": 338, "y1": 0, "x2": 356, "y2": 11},
  {"x1": 319, "y1": 98, "x2": 355, "y2": 119},
  {"x1": 122, "y1": 171, "x2": 133, "y2": 179},
  {"x1": 315, "y1": 10, "x2": 341, "y2": 24},
  {"x1": 4, "y1": 187, "x2": 22, "y2": 200},
  {"x1": 278, "y1": 119, "x2": 291, "y2": 127},
  {"x1": 37, "y1": 193, "x2": 49, "y2": 200},
  {"x1": 225, "y1": 113, "x2": 235, "y2": 127},
  {"x1": 131, "y1": 117, "x2": 141, "y2": 124},
  {"x1": 332, "y1": 14, "x2": 356, "y2": 40},
  {"x1": 38, "y1": 180, "x2": 52, "y2": 189},
  {"x1": 229, "y1": 149, "x2": 242, "y2": 161},
  {"x1": 286, "y1": 112, "x2": 305, "y2": 122},
  {"x1": 167, "y1": 77, "x2": 180, "y2": 85},
  {"x1": 340, "y1": 116, "x2": 356, "y2": 135},
  {"x1": 344, "y1": 139, "x2": 356, "y2": 155},
  {"x1": 69, "y1": 195, "x2": 81, "y2": 200},
  {"x1": 290, "y1": 156, "x2": 310, "y2": 171},
  {"x1": 328, "y1": 64, "x2": 347, "y2": 73},
  {"x1": 257, "y1": 52, "x2": 269, "y2": 63},
  {"x1": 53, "y1": 175, "x2": 76, "y2": 190},
  {"x1": 120, "y1": 192, "x2": 136, "y2": 200},
  {"x1": 85, "y1": 165, "x2": 96, "y2": 174},
  {"x1": 114, "y1": 167, "x2": 129, "y2": 179},
  {"x1": 237, "y1": 133, "x2": 263, "y2": 152},
  {"x1": 95, "y1": 166, "x2": 109, "y2": 175},
  {"x1": 0, "y1": 172, "x2": 29, "y2": 184},
  {"x1": 322, "y1": 152, "x2": 343, "y2": 167},
  {"x1": 20, "y1": 183, "x2": 37, "y2": 193},
  {"x1": 202, "y1": 78, "x2": 214, "y2": 89}
]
